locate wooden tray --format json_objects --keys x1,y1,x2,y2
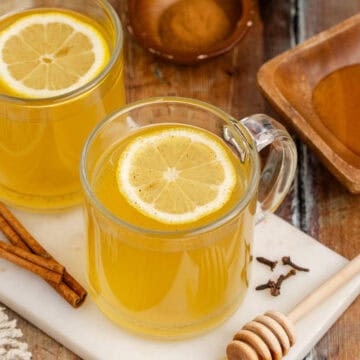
[{"x1": 257, "y1": 13, "x2": 360, "y2": 193}]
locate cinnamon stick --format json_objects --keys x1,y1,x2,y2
[
  {"x1": 0, "y1": 241, "x2": 64, "y2": 274},
  {"x1": 49, "y1": 282, "x2": 86, "y2": 308},
  {"x1": 0, "y1": 247, "x2": 62, "y2": 283},
  {"x1": 0, "y1": 215, "x2": 29, "y2": 251},
  {"x1": 0, "y1": 205, "x2": 87, "y2": 303},
  {"x1": 0, "y1": 202, "x2": 87, "y2": 308},
  {"x1": 0, "y1": 204, "x2": 87, "y2": 301},
  {"x1": 63, "y1": 271, "x2": 87, "y2": 301},
  {"x1": 0, "y1": 203, "x2": 48, "y2": 256}
]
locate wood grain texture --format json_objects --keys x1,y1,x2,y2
[
  {"x1": 258, "y1": 0, "x2": 299, "y2": 225},
  {"x1": 296, "y1": 0, "x2": 360, "y2": 359},
  {"x1": 1, "y1": 0, "x2": 358, "y2": 359}
]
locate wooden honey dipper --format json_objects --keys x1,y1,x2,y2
[{"x1": 227, "y1": 254, "x2": 360, "y2": 360}]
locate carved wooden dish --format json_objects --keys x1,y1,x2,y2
[
  {"x1": 125, "y1": 0, "x2": 255, "y2": 64},
  {"x1": 257, "y1": 13, "x2": 360, "y2": 193}
]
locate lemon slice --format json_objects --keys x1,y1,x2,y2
[
  {"x1": 0, "y1": 12, "x2": 109, "y2": 98},
  {"x1": 117, "y1": 127, "x2": 237, "y2": 224}
]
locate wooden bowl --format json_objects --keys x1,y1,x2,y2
[
  {"x1": 257, "y1": 13, "x2": 360, "y2": 193},
  {"x1": 125, "y1": 0, "x2": 254, "y2": 64}
]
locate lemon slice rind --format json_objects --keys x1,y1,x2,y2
[
  {"x1": 117, "y1": 128, "x2": 236, "y2": 225},
  {"x1": 0, "y1": 13, "x2": 108, "y2": 98}
]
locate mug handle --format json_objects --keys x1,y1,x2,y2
[{"x1": 240, "y1": 114, "x2": 297, "y2": 220}]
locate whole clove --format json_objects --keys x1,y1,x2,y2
[
  {"x1": 270, "y1": 285, "x2": 281, "y2": 297},
  {"x1": 256, "y1": 256, "x2": 278, "y2": 271},
  {"x1": 255, "y1": 255, "x2": 310, "y2": 297},
  {"x1": 255, "y1": 280, "x2": 276, "y2": 291},
  {"x1": 255, "y1": 269, "x2": 296, "y2": 296},
  {"x1": 282, "y1": 256, "x2": 310, "y2": 272},
  {"x1": 270, "y1": 269, "x2": 296, "y2": 296}
]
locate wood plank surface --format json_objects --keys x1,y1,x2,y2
[
  {"x1": 1, "y1": 0, "x2": 359, "y2": 359},
  {"x1": 259, "y1": 0, "x2": 299, "y2": 225},
  {"x1": 296, "y1": 1, "x2": 360, "y2": 359}
]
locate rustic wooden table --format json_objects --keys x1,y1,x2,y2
[{"x1": 1, "y1": 0, "x2": 359, "y2": 359}]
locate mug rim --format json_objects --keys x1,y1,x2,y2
[
  {"x1": 80, "y1": 96, "x2": 260, "y2": 236},
  {"x1": 0, "y1": 0, "x2": 123, "y2": 104}
]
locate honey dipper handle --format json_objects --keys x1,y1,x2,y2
[{"x1": 288, "y1": 254, "x2": 360, "y2": 323}]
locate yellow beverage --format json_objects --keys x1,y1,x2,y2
[
  {"x1": 0, "y1": 5, "x2": 125, "y2": 210},
  {"x1": 86, "y1": 123, "x2": 256, "y2": 337}
]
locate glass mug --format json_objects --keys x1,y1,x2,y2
[
  {"x1": 0, "y1": 0, "x2": 125, "y2": 211},
  {"x1": 81, "y1": 97, "x2": 297, "y2": 338}
]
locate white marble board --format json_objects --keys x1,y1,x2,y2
[{"x1": 0, "y1": 209, "x2": 359, "y2": 360}]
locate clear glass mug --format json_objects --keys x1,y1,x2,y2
[
  {"x1": 0, "y1": 0, "x2": 125, "y2": 211},
  {"x1": 80, "y1": 97, "x2": 297, "y2": 338}
]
